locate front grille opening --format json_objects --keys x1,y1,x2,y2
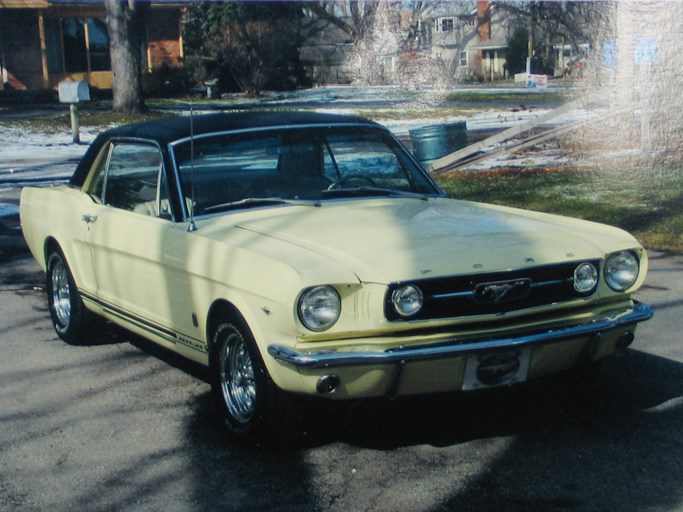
[{"x1": 385, "y1": 260, "x2": 600, "y2": 322}]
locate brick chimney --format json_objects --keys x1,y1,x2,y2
[{"x1": 477, "y1": 0, "x2": 491, "y2": 42}]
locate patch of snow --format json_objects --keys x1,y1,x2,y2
[
  {"x1": 0, "y1": 85, "x2": 579, "y2": 188},
  {"x1": 0, "y1": 124, "x2": 99, "y2": 187}
]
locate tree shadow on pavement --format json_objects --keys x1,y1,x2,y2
[
  {"x1": 435, "y1": 349, "x2": 683, "y2": 511},
  {"x1": 0, "y1": 243, "x2": 42, "y2": 287},
  {"x1": 184, "y1": 348, "x2": 683, "y2": 511}
]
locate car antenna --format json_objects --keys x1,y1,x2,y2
[{"x1": 188, "y1": 106, "x2": 197, "y2": 232}]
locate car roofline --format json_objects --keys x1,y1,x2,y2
[{"x1": 167, "y1": 121, "x2": 387, "y2": 147}]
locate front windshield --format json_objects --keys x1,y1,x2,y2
[{"x1": 172, "y1": 126, "x2": 440, "y2": 216}]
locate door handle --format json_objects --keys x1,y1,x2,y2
[{"x1": 82, "y1": 214, "x2": 98, "y2": 224}]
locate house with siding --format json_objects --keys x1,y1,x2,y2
[
  {"x1": 420, "y1": 1, "x2": 520, "y2": 82},
  {"x1": 0, "y1": 0, "x2": 184, "y2": 91},
  {"x1": 299, "y1": 1, "x2": 519, "y2": 86}
]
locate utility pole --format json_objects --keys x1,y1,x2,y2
[{"x1": 526, "y1": 1, "x2": 536, "y2": 75}]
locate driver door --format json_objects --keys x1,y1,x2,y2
[{"x1": 82, "y1": 141, "x2": 179, "y2": 334}]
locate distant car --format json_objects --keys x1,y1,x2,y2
[{"x1": 21, "y1": 112, "x2": 652, "y2": 436}]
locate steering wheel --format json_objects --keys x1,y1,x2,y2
[{"x1": 327, "y1": 175, "x2": 376, "y2": 190}]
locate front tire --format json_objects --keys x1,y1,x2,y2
[
  {"x1": 210, "y1": 320, "x2": 287, "y2": 436},
  {"x1": 46, "y1": 250, "x2": 91, "y2": 345}
]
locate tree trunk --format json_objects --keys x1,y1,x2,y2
[{"x1": 105, "y1": 0, "x2": 145, "y2": 113}]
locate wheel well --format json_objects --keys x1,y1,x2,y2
[
  {"x1": 206, "y1": 300, "x2": 248, "y2": 353},
  {"x1": 44, "y1": 237, "x2": 61, "y2": 265}
]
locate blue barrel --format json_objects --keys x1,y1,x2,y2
[{"x1": 409, "y1": 121, "x2": 468, "y2": 167}]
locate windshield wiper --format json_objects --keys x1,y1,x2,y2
[
  {"x1": 321, "y1": 187, "x2": 428, "y2": 200},
  {"x1": 204, "y1": 197, "x2": 288, "y2": 213}
]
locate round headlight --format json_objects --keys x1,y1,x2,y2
[
  {"x1": 605, "y1": 251, "x2": 640, "y2": 292},
  {"x1": 298, "y1": 285, "x2": 341, "y2": 332},
  {"x1": 574, "y1": 262, "x2": 598, "y2": 293},
  {"x1": 392, "y1": 285, "x2": 423, "y2": 318}
]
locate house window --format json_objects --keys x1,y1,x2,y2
[
  {"x1": 459, "y1": 50, "x2": 468, "y2": 67},
  {"x1": 45, "y1": 18, "x2": 111, "y2": 74},
  {"x1": 434, "y1": 17, "x2": 455, "y2": 33},
  {"x1": 85, "y1": 19, "x2": 110, "y2": 71},
  {"x1": 382, "y1": 56, "x2": 396, "y2": 73},
  {"x1": 62, "y1": 19, "x2": 88, "y2": 72}
]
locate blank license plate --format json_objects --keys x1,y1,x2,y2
[{"x1": 462, "y1": 348, "x2": 531, "y2": 391}]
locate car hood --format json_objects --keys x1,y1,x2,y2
[{"x1": 206, "y1": 197, "x2": 640, "y2": 284}]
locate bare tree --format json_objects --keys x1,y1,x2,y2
[
  {"x1": 305, "y1": 1, "x2": 379, "y2": 45},
  {"x1": 304, "y1": 1, "x2": 438, "y2": 52},
  {"x1": 305, "y1": 1, "x2": 418, "y2": 84},
  {"x1": 498, "y1": 1, "x2": 612, "y2": 73},
  {"x1": 105, "y1": 0, "x2": 144, "y2": 113}
]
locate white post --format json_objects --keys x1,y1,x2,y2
[{"x1": 70, "y1": 104, "x2": 80, "y2": 144}]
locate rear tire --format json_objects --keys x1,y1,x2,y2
[
  {"x1": 46, "y1": 250, "x2": 91, "y2": 345},
  {"x1": 210, "y1": 319, "x2": 290, "y2": 437}
]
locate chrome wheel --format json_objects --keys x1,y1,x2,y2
[
  {"x1": 51, "y1": 259, "x2": 72, "y2": 328},
  {"x1": 219, "y1": 330, "x2": 256, "y2": 425},
  {"x1": 46, "y1": 250, "x2": 90, "y2": 345}
]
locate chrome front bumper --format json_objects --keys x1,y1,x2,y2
[{"x1": 268, "y1": 301, "x2": 653, "y2": 369}]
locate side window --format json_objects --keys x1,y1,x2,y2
[
  {"x1": 88, "y1": 144, "x2": 111, "y2": 203},
  {"x1": 102, "y1": 143, "x2": 168, "y2": 217},
  {"x1": 157, "y1": 167, "x2": 171, "y2": 218}
]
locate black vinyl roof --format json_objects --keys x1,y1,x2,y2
[
  {"x1": 70, "y1": 111, "x2": 380, "y2": 187},
  {"x1": 100, "y1": 111, "x2": 378, "y2": 144}
]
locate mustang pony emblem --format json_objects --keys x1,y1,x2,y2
[{"x1": 475, "y1": 279, "x2": 532, "y2": 304}]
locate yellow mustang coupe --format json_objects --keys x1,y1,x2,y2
[{"x1": 21, "y1": 112, "x2": 652, "y2": 435}]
